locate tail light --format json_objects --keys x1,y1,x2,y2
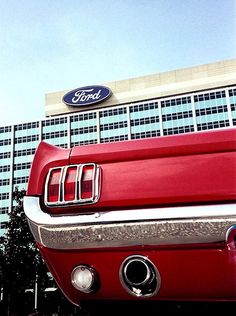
[{"x1": 44, "y1": 163, "x2": 100, "y2": 206}]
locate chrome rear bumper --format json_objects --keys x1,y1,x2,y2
[{"x1": 24, "y1": 196, "x2": 236, "y2": 250}]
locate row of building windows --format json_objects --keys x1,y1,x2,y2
[
  {"x1": 131, "y1": 116, "x2": 160, "y2": 126},
  {"x1": 15, "y1": 122, "x2": 39, "y2": 131},
  {"x1": 0, "y1": 152, "x2": 11, "y2": 159},
  {"x1": 14, "y1": 148, "x2": 36, "y2": 157},
  {"x1": 0, "y1": 126, "x2": 11, "y2": 133},
  {"x1": 0, "y1": 139, "x2": 11, "y2": 146},
  {"x1": 14, "y1": 162, "x2": 31, "y2": 171},
  {"x1": 131, "y1": 130, "x2": 161, "y2": 139},
  {"x1": 71, "y1": 126, "x2": 97, "y2": 135},
  {"x1": 42, "y1": 130, "x2": 67, "y2": 139},
  {"x1": 162, "y1": 111, "x2": 192, "y2": 122},
  {"x1": 0, "y1": 222, "x2": 7, "y2": 229},
  {"x1": 0, "y1": 165, "x2": 10, "y2": 172},
  {"x1": 229, "y1": 88, "x2": 236, "y2": 97},
  {"x1": 0, "y1": 193, "x2": 9, "y2": 200},
  {"x1": 130, "y1": 103, "x2": 158, "y2": 113},
  {"x1": 0, "y1": 179, "x2": 10, "y2": 186},
  {"x1": 57, "y1": 143, "x2": 68, "y2": 148},
  {"x1": 197, "y1": 120, "x2": 230, "y2": 131},
  {"x1": 100, "y1": 135, "x2": 128, "y2": 143},
  {"x1": 0, "y1": 207, "x2": 8, "y2": 215},
  {"x1": 71, "y1": 139, "x2": 97, "y2": 147},
  {"x1": 71, "y1": 113, "x2": 96, "y2": 121},
  {"x1": 161, "y1": 97, "x2": 191, "y2": 107},
  {"x1": 100, "y1": 121, "x2": 128, "y2": 131},
  {"x1": 195, "y1": 105, "x2": 228, "y2": 116},
  {"x1": 15, "y1": 135, "x2": 39, "y2": 144},
  {"x1": 163, "y1": 125, "x2": 195, "y2": 136},
  {"x1": 13, "y1": 176, "x2": 29, "y2": 185},
  {"x1": 42, "y1": 117, "x2": 67, "y2": 126},
  {"x1": 194, "y1": 91, "x2": 226, "y2": 102},
  {"x1": 100, "y1": 108, "x2": 127, "y2": 117}
]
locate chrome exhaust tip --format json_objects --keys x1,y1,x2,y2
[{"x1": 119, "y1": 255, "x2": 161, "y2": 297}]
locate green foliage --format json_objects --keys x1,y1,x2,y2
[
  {"x1": 0, "y1": 187, "x2": 80, "y2": 315},
  {"x1": 5, "y1": 188, "x2": 47, "y2": 287},
  {"x1": 0, "y1": 187, "x2": 49, "y2": 314}
]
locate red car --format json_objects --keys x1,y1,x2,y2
[{"x1": 24, "y1": 128, "x2": 236, "y2": 307}]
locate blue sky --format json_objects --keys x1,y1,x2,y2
[{"x1": 0, "y1": 0, "x2": 235, "y2": 125}]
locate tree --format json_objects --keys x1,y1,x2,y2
[
  {"x1": 0, "y1": 187, "x2": 82, "y2": 315},
  {"x1": 1, "y1": 187, "x2": 49, "y2": 315}
]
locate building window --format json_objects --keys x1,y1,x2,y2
[
  {"x1": 71, "y1": 139, "x2": 97, "y2": 147},
  {"x1": 100, "y1": 107, "x2": 128, "y2": 143},
  {"x1": 229, "y1": 88, "x2": 236, "y2": 126},
  {"x1": 0, "y1": 222, "x2": 7, "y2": 229},
  {"x1": 13, "y1": 176, "x2": 29, "y2": 185},
  {"x1": 14, "y1": 148, "x2": 36, "y2": 157},
  {"x1": 161, "y1": 96, "x2": 194, "y2": 136},
  {"x1": 0, "y1": 207, "x2": 8, "y2": 215},
  {"x1": 130, "y1": 102, "x2": 160, "y2": 139},
  {"x1": 194, "y1": 90, "x2": 230, "y2": 131},
  {"x1": 100, "y1": 135, "x2": 128, "y2": 143},
  {"x1": 71, "y1": 113, "x2": 96, "y2": 122},
  {"x1": 0, "y1": 165, "x2": 10, "y2": 172},
  {"x1": 13, "y1": 162, "x2": 31, "y2": 170},
  {"x1": 0, "y1": 179, "x2": 10, "y2": 186},
  {"x1": 42, "y1": 117, "x2": 67, "y2": 126},
  {"x1": 131, "y1": 130, "x2": 161, "y2": 140},
  {"x1": 0, "y1": 126, "x2": 11, "y2": 133},
  {"x1": 15, "y1": 122, "x2": 39, "y2": 131},
  {"x1": 0, "y1": 152, "x2": 11, "y2": 159},
  {"x1": 15, "y1": 135, "x2": 39, "y2": 144},
  {"x1": 0, "y1": 139, "x2": 11, "y2": 146},
  {"x1": 71, "y1": 126, "x2": 97, "y2": 135},
  {"x1": 42, "y1": 130, "x2": 67, "y2": 140},
  {"x1": 70, "y1": 112, "x2": 97, "y2": 146},
  {"x1": 0, "y1": 193, "x2": 9, "y2": 200}
]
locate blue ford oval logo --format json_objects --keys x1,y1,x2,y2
[{"x1": 62, "y1": 85, "x2": 112, "y2": 107}]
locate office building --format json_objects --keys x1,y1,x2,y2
[{"x1": 0, "y1": 58, "x2": 236, "y2": 236}]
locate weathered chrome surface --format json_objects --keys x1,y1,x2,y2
[
  {"x1": 34, "y1": 216, "x2": 236, "y2": 250},
  {"x1": 24, "y1": 196, "x2": 236, "y2": 250}
]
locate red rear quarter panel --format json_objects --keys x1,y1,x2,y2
[
  {"x1": 25, "y1": 129, "x2": 236, "y2": 305},
  {"x1": 29, "y1": 129, "x2": 236, "y2": 213}
]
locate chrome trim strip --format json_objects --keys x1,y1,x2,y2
[
  {"x1": 24, "y1": 197, "x2": 236, "y2": 250},
  {"x1": 25, "y1": 196, "x2": 236, "y2": 226},
  {"x1": 75, "y1": 165, "x2": 81, "y2": 201}
]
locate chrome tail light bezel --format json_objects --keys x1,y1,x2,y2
[{"x1": 44, "y1": 163, "x2": 101, "y2": 207}]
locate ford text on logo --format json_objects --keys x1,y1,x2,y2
[{"x1": 62, "y1": 85, "x2": 112, "y2": 107}]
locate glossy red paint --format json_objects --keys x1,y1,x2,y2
[
  {"x1": 32, "y1": 129, "x2": 236, "y2": 214},
  {"x1": 25, "y1": 128, "x2": 236, "y2": 305},
  {"x1": 38, "y1": 237, "x2": 236, "y2": 305},
  {"x1": 28, "y1": 129, "x2": 236, "y2": 200}
]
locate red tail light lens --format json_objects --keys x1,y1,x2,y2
[
  {"x1": 47, "y1": 168, "x2": 62, "y2": 203},
  {"x1": 45, "y1": 163, "x2": 100, "y2": 207},
  {"x1": 64, "y1": 166, "x2": 78, "y2": 202},
  {"x1": 81, "y1": 165, "x2": 94, "y2": 200}
]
